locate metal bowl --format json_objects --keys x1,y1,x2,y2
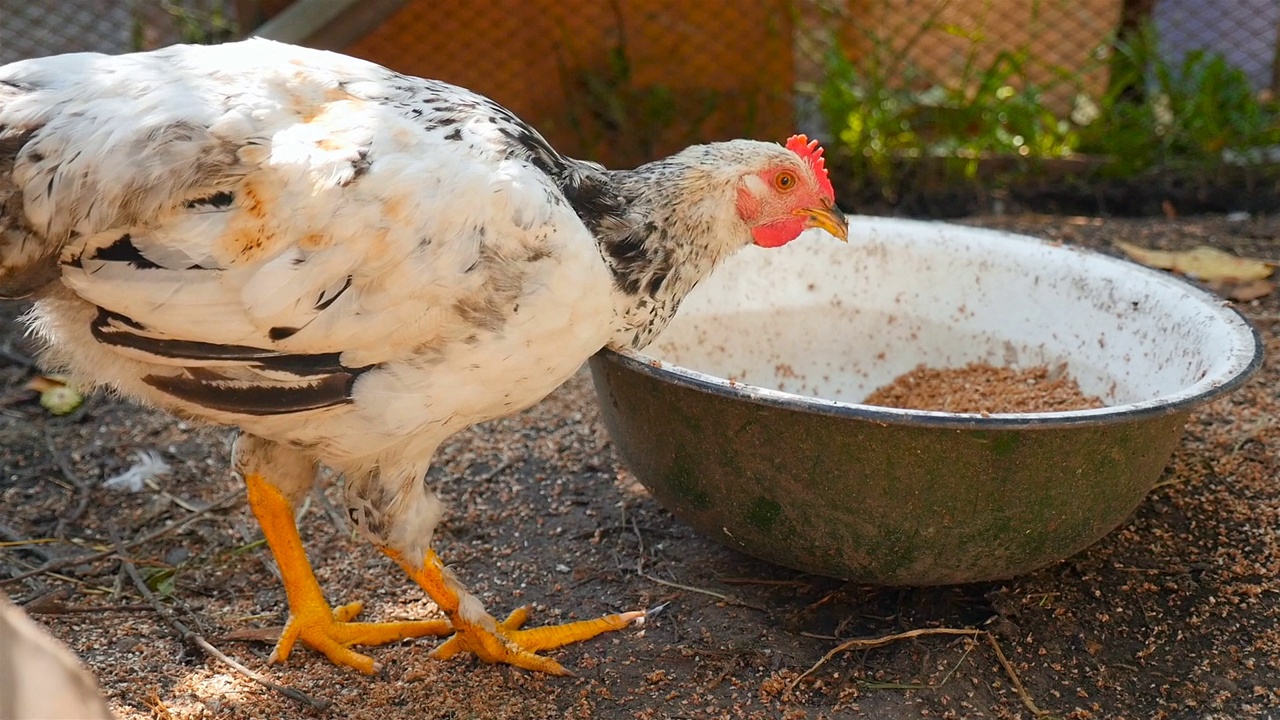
[{"x1": 589, "y1": 217, "x2": 1262, "y2": 585}]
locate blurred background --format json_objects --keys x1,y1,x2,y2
[{"x1": 3, "y1": 0, "x2": 1278, "y2": 215}]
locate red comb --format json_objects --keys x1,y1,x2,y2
[{"x1": 786, "y1": 134, "x2": 834, "y2": 199}]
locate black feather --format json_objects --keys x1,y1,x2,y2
[
  {"x1": 90, "y1": 234, "x2": 162, "y2": 270},
  {"x1": 314, "y1": 276, "x2": 352, "y2": 311},
  {"x1": 646, "y1": 269, "x2": 668, "y2": 295},
  {"x1": 93, "y1": 307, "x2": 147, "y2": 331},
  {"x1": 343, "y1": 149, "x2": 371, "y2": 186},
  {"x1": 560, "y1": 169, "x2": 626, "y2": 234},
  {"x1": 142, "y1": 372, "x2": 362, "y2": 415},
  {"x1": 498, "y1": 129, "x2": 557, "y2": 174},
  {"x1": 90, "y1": 307, "x2": 358, "y2": 375},
  {"x1": 184, "y1": 190, "x2": 235, "y2": 209},
  {"x1": 601, "y1": 222, "x2": 659, "y2": 295}
]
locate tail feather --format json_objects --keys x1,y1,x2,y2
[{"x1": 0, "y1": 85, "x2": 56, "y2": 299}]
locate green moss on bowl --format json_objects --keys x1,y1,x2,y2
[{"x1": 590, "y1": 218, "x2": 1261, "y2": 585}]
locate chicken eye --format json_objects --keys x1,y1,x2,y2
[{"x1": 774, "y1": 171, "x2": 797, "y2": 191}]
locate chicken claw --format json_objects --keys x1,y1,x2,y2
[
  {"x1": 269, "y1": 599, "x2": 452, "y2": 675},
  {"x1": 384, "y1": 548, "x2": 643, "y2": 675},
  {"x1": 245, "y1": 474, "x2": 452, "y2": 674}
]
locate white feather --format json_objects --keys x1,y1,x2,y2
[
  {"x1": 3, "y1": 39, "x2": 622, "y2": 555},
  {"x1": 103, "y1": 450, "x2": 172, "y2": 492},
  {"x1": 1, "y1": 38, "x2": 796, "y2": 567}
]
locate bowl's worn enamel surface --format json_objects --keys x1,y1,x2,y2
[{"x1": 590, "y1": 218, "x2": 1262, "y2": 585}]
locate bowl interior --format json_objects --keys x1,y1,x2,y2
[{"x1": 640, "y1": 217, "x2": 1259, "y2": 418}]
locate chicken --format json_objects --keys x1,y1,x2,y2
[
  {"x1": 0, "y1": 592, "x2": 113, "y2": 719},
  {"x1": 0, "y1": 39, "x2": 848, "y2": 675}
]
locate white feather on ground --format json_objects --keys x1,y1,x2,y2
[{"x1": 102, "y1": 450, "x2": 171, "y2": 493}]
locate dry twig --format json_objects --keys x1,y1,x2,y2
[
  {"x1": 310, "y1": 482, "x2": 350, "y2": 534},
  {"x1": 718, "y1": 576, "x2": 812, "y2": 588},
  {"x1": 785, "y1": 627, "x2": 1051, "y2": 716},
  {"x1": 641, "y1": 573, "x2": 766, "y2": 609},
  {"x1": 26, "y1": 601, "x2": 155, "y2": 615},
  {"x1": 1, "y1": 486, "x2": 241, "y2": 587},
  {"x1": 629, "y1": 516, "x2": 766, "y2": 612},
  {"x1": 786, "y1": 627, "x2": 984, "y2": 695},
  {"x1": 109, "y1": 529, "x2": 329, "y2": 711},
  {"x1": 22, "y1": 589, "x2": 152, "y2": 615},
  {"x1": 986, "y1": 632, "x2": 1049, "y2": 717},
  {"x1": 18, "y1": 587, "x2": 71, "y2": 613},
  {"x1": 46, "y1": 428, "x2": 92, "y2": 538},
  {"x1": 0, "y1": 522, "x2": 57, "y2": 563}
]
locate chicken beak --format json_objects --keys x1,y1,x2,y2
[{"x1": 796, "y1": 202, "x2": 849, "y2": 242}]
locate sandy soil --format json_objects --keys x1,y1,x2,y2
[{"x1": 1, "y1": 213, "x2": 1278, "y2": 720}]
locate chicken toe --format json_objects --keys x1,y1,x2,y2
[
  {"x1": 384, "y1": 547, "x2": 643, "y2": 674},
  {"x1": 245, "y1": 473, "x2": 451, "y2": 674},
  {"x1": 270, "y1": 599, "x2": 451, "y2": 675}
]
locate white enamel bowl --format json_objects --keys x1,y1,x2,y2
[{"x1": 589, "y1": 217, "x2": 1262, "y2": 584}]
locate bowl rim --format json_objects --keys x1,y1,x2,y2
[{"x1": 593, "y1": 220, "x2": 1265, "y2": 431}]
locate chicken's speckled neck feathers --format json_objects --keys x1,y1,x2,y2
[
  {"x1": 555, "y1": 145, "x2": 768, "y2": 349},
  {"x1": 443, "y1": 107, "x2": 750, "y2": 350}
]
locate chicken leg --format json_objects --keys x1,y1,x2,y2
[
  {"x1": 244, "y1": 473, "x2": 452, "y2": 674},
  {"x1": 382, "y1": 547, "x2": 642, "y2": 675}
]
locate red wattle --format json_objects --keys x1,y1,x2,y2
[{"x1": 751, "y1": 217, "x2": 805, "y2": 248}]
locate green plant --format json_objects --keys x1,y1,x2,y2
[
  {"x1": 558, "y1": 43, "x2": 726, "y2": 168},
  {"x1": 551, "y1": 0, "x2": 747, "y2": 168},
  {"x1": 166, "y1": 0, "x2": 238, "y2": 45},
  {"x1": 816, "y1": 5, "x2": 1084, "y2": 202},
  {"x1": 132, "y1": 1, "x2": 238, "y2": 51},
  {"x1": 1078, "y1": 24, "x2": 1280, "y2": 177}
]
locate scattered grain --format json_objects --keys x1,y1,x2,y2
[
  {"x1": 2, "y1": 214, "x2": 1278, "y2": 719},
  {"x1": 864, "y1": 362, "x2": 1105, "y2": 414}
]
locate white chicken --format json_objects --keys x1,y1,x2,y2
[
  {"x1": 0, "y1": 592, "x2": 112, "y2": 719},
  {"x1": 0, "y1": 39, "x2": 848, "y2": 675}
]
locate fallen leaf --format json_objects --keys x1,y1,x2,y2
[
  {"x1": 39, "y1": 386, "x2": 83, "y2": 416},
  {"x1": 25, "y1": 375, "x2": 84, "y2": 415},
  {"x1": 1227, "y1": 278, "x2": 1275, "y2": 302},
  {"x1": 24, "y1": 375, "x2": 67, "y2": 393},
  {"x1": 1115, "y1": 241, "x2": 1273, "y2": 283}
]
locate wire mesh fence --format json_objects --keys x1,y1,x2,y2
[
  {"x1": 0, "y1": 0, "x2": 238, "y2": 66},
  {"x1": 3, "y1": 0, "x2": 1279, "y2": 210},
  {"x1": 795, "y1": 0, "x2": 1280, "y2": 213},
  {"x1": 335, "y1": 0, "x2": 1280, "y2": 176},
  {"x1": 344, "y1": 0, "x2": 797, "y2": 169}
]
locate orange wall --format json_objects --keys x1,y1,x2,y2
[
  {"x1": 837, "y1": 0, "x2": 1123, "y2": 115},
  {"x1": 257, "y1": 0, "x2": 1124, "y2": 163},
  {"x1": 345, "y1": 0, "x2": 796, "y2": 167}
]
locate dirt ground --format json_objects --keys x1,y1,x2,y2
[{"x1": 1, "y1": 213, "x2": 1278, "y2": 720}]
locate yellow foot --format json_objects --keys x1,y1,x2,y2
[
  {"x1": 271, "y1": 600, "x2": 453, "y2": 675},
  {"x1": 430, "y1": 605, "x2": 644, "y2": 675},
  {"x1": 382, "y1": 547, "x2": 644, "y2": 675}
]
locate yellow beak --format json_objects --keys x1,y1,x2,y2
[{"x1": 796, "y1": 202, "x2": 849, "y2": 242}]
